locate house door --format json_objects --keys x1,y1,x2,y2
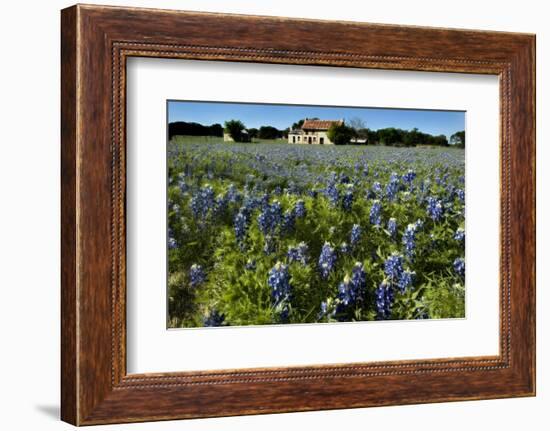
[
  {"x1": 320, "y1": 137, "x2": 324, "y2": 145},
  {"x1": 292, "y1": 136, "x2": 296, "y2": 143},
  {"x1": 308, "y1": 137, "x2": 312, "y2": 144}
]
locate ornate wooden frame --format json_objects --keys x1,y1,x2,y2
[{"x1": 61, "y1": 4, "x2": 536, "y2": 426}]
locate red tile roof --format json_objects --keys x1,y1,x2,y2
[{"x1": 301, "y1": 119, "x2": 343, "y2": 130}]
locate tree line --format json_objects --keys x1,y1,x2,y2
[{"x1": 169, "y1": 119, "x2": 465, "y2": 148}]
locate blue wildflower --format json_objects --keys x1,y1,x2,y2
[
  {"x1": 375, "y1": 279, "x2": 394, "y2": 320},
  {"x1": 387, "y1": 217, "x2": 397, "y2": 239},
  {"x1": 270, "y1": 200, "x2": 283, "y2": 225},
  {"x1": 234, "y1": 210, "x2": 248, "y2": 245},
  {"x1": 454, "y1": 257, "x2": 465, "y2": 278},
  {"x1": 294, "y1": 199, "x2": 306, "y2": 218},
  {"x1": 245, "y1": 258, "x2": 256, "y2": 271},
  {"x1": 168, "y1": 227, "x2": 177, "y2": 249},
  {"x1": 350, "y1": 262, "x2": 367, "y2": 302},
  {"x1": 203, "y1": 310, "x2": 225, "y2": 327},
  {"x1": 325, "y1": 182, "x2": 339, "y2": 207},
  {"x1": 350, "y1": 224, "x2": 362, "y2": 246},
  {"x1": 372, "y1": 181, "x2": 382, "y2": 196},
  {"x1": 402, "y1": 169, "x2": 416, "y2": 188},
  {"x1": 268, "y1": 262, "x2": 292, "y2": 308},
  {"x1": 226, "y1": 183, "x2": 240, "y2": 203},
  {"x1": 385, "y1": 172, "x2": 400, "y2": 201},
  {"x1": 370, "y1": 200, "x2": 382, "y2": 226},
  {"x1": 337, "y1": 274, "x2": 353, "y2": 307},
  {"x1": 189, "y1": 184, "x2": 215, "y2": 219},
  {"x1": 282, "y1": 209, "x2": 296, "y2": 232},
  {"x1": 456, "y1": 188, "x2": 465, "y2": 203},
  {"x1": 318, "y1": 242, "x2": 337, "y2": 279},
  {"x1": 397, "y1": 270, "x2": 415, "y2": 293},
  {"x1": 402, "y1": 223, "x2": 418, "y2": 259},
  {"x1": 426, "y1": 196, "x2": 444, "y2": 221},
  {"x1": 189, "y1": 264, "x2": 205, "y2": 287},
  {"x1": 384, "y1": 253, "x2": 404, "y2": 282},
  {"x1": 287, "y1": 242, "x2": 308, "y2": 265},
  {"x1": 342, "y1": 186, "x2": 354, "y2": 211},
  {"x1": 454, "y1": 227, "x2": 465, "y2": 242}
]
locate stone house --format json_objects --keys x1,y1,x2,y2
[{"x1": 288, "y1": 119, "x2": 344, "y2": 145}]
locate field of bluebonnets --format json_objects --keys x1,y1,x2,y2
[{"x1": 167, "y1": 141, "x2": 465, "y2": 328}]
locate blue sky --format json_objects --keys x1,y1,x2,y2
[{"x1": 168, "y1": 100, "x2": 465, "y2": 138}]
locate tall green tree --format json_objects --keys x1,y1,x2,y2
[
  {"x1": 327, "y1": 123, "x2": 355, "y2": 145},
  {"x1": 450, "y1": 130, "x2": 465, "y2": 148},
  {"x1": 224, "y1": 119, "x2": 246, "y2": 142}
]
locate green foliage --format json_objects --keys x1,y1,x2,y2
[
  {"x1": 327, "y1": 123, "x2": 355, "y2": 145},
  {"x1": 224, "y1": 119, "x2": 246, "y2": 142},
  {"x1": 450, "y1": 130, "x2": 466, "y2": 148}
]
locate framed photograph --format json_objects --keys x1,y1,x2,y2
[{"x1": 61, "y1": 4, "x2": 536, "y2": 425}]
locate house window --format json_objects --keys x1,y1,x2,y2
[{"x1": 313, "y1": 136, "x2": 316, "y2": 142}]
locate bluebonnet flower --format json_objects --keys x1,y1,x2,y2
[
  {"x1": 307, "y1": 189, "x2": 319, "y2": 198},
  {"x1": 387, "y1": 218, "x2": 397, "y2": 239},
  {"x1": 426, "y1": 196, "x2": 444, "y2": 221},
  {"x1": 273, "y1": 185, "x2": 282, "y2": 195},
  {"x1": 397, "y1": 270, "x2": 415, "y2": 293},
  {"x1": 339, "y1": 173, "x2": 351, "y2": 184},
  {"x1": 375, "y1": 279, "x2": 394, "y2": 320},
  {"x1": 270, "y1": 200, "x2": 283, "y2": 226},
  {"x1": 226, "y1": 183, "x2": 240, "y2": 203},
  {"x1": 203, "y1": 310, "x2": 225, "y2": 327},
  {"x1": 456, "y1": 188, "x2": 465, "y2": 203},
  {"x1": 350, "y1": 262, "x2": 367, "y2": 302},
  {"x1": 342, "y1": 187, "x2": 354, "y2": 211},
  {"x1": 372, "y1": 181, "x2": 382, "y2": 196},
  {"x1": 318, "y1": 242, "x2": 337, "y2": 279},
  {"x1": 260, "y1": 193, "x2": 270, "y2": 209},
  {"x1": 234, "y1": 210, "x2": 248, "y2": 245},
  {"x1": 370, "y1": 200, "x2": 382, "y2": 226},
  {"x1": 287, "y1": 242, "x2": 308, "y2": 265},
  {"x1": 454, "y1": 257, "x2": 465, "y2": 278},
  {"x1": 454, "y1": 227, "x2": 465, "y2": 242},
  {"x1": 294, "y1": 199, "x2": 306, "y2": 218},
  {"x1": 282, "y1": 209, "x2": 296, "y2": 232},
  {"x1": 350, "y1": 224, "x2": 362, "y2": 246},
  {"x1": 189, "y1": 184, "x2": 215, "y2": 219},
  {"x1": 189, "y1": 264, "x2": 205, "y2": 287},
  {"x1": 385, "y1": 172, "x2": 400, "y2": 201},
  {"x1": 320, "y1": 300, "x2": 328, "y2": 316},
  {"x1": 257, "y1": 200, "x2": 283, "y2": 235},
  {"x1": 402, "y1": 223, "x2": 418, "y2": 259},
  {"x1": 268, "y1": 262, "x2": 292, "y2": 308},
  {"x1": 257, "y1": 208, "x2": 271, "y2": 234},
  {"x1": 402, "y1": 169, "x2": 416, "y2": 188},
  {"x1": 168, "y1": 227, "x2": 177, "y2": 249},
  {"x1": 384, "y1": 252, "x2": 404, "y2": 282},
  {"x1": 337, "y1": 274, "x2": 353, "y2": 307},
  {"x1": 325, "y1": 181, "x2": 339, "y2": 207}
]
